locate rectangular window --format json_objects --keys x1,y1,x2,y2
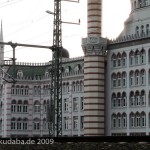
[
  {"x1": 23, "y1": 105, "x2": 28, "y2": 112},
  {"x1": 123, "y1": 78, "x2": 126, "y2": 87},
  {"x1": 130, "y1": 77, "x2": 133, "y2": 86},
  {"x1": 118, "y1": 98, "x2": 121, "y2": 107},
  {"x1": 118, "y1": 118, "x2": 121, "y2": 128},
  {"x1": 73, "y1": 116, "x2": 78, "y2": 130},
  {"x1": 17, "y1": 122, "x2": 22, "y2": 130},
  {"x1": 64, "y1": 117, "x2": 69, "y2": 130},
  {"x1": 11, "y1": 105, "x2": 16, "y2": 112},
  {"x1": 118, "y1": 59, "x2": 121, "y2": 67},
  {"x1": 130, "y1": 57, "x2": 133, "y2": 65},
  {"x1": 142, "y1": 117, "x2": 146, "y2": 127},
  {"x1": 81, "y1": 97, "x2": 84, "y2": 110},
  {"x1": 135, "y1": 55, "x2": 139, "y2": 65},
  {"x1": 34, "y1": 122, "x2": 40, "y2": 130},
  {"x1": 136, "y1": 117, "x2": 140, "y2": 127},
  {"x1": 131, "y1": 97, "x2": 134, "y2": 106},
  {"x1": 73, "y1": 98, "x2": 78, "y2": 111},
  {"x1": 112, "y1": 99, "x2": 116, "y2": 107},
  {"x1": 17, "y1": 105, "x2": 22, "y2": 112},
  {"x1": 123, "y1": 117, "x2": 127, "y2": 127},
  {"x1": 113, "y1": 80, "x2": 116, "y2": 87},
  {"x1": 113, "y1": 118, "x2": 116, "y2": 128},
  {"x1": 141, "y1": 96, "x2": 145, "y2": 106},
  {"x1": 123, "y1": 98, "x2": 126, "y2": 107},
  {"x1": 34, "y1": 105, "x2": 40, "y2": 113},
  {"x1": 141, "y1": 55, "x2": 145, "y2": 64},
  {"x1": 122, "y1": 58, "x2": 126, "y2": 67},
  {"x1": 136, "y1": 76, "x2": 139, "y2": 85},
  {"x1": 11, "y1": 122, "x2": 16, "y2": 130},
  {"x1": 80, "y1": 116, "x2": 84, "y2": 129},
  {"x1": 136, "y1": 96, "x2": 140, "y2": 106},
  {"x1": 113, "y1": 60, "x2": 116, "y2": 67},
  {"x1": 23, "y1": 122, "x2": 27, "y2": 130},
  {"x1": 118, "y1": 79, "x2": 121, "y2": 87},
  {"x1": 64, "y1": 98, "x2": 69, "y2": 112},
  {"x1": 131, "y1": 117, "x2": 134, "y2": 127}
]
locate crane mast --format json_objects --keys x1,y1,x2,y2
[{"x1": 49, "y1": 0, "x2": 62, "y2": 136}]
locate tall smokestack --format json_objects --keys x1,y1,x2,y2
[
  {"x1": 88, "y1": 0, "x2": 102, "y2": 37},
  {"x1": 82, "y1": 0, "x2": 107, "y2": 136}
]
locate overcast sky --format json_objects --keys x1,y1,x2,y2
[{"x1": 0, "y1": 0, "x2": 131, "y2": 62}]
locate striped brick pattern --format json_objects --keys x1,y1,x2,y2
[
  {"x1": 84, "y1": 55, "x2": 105, "y2": 136},
  {"x1": 88, "y1": 0, "x2": 102, "y2": 37}
]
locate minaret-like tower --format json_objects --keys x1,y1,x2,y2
[
  {"x1": 82, "y1": 0, "x2": 107, "y2": 136},
  {"x1": 0, "y1": 21, "x2": 4, "y2": 65}
]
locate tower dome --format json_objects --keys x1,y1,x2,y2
[
  {"x1": 53, "y1": 47, "x2": 70, "y2": 59},
  {"x1": 61, "y1": 47, "x2": 70, "y2": 58}
]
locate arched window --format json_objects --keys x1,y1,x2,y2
[
  {"x1": 136, "y1": 26, "x2": 139, "y2": 35},
  {"x1": 117, "y1": 53, "x2": 121, "y2": 67},
  {"x1": 129, "y1": 50, "x2": 134, "y2": 66},
  {"x1": 122, "y1": 92, "x2": 127, "y2": 107},
  {"x1": 135, "y1": 50, "x2": 140, "y2": 65},
  {"x1": 129, "y1": 71, "x2": 134, "y2": 86},
  {"x1": 122, "y1": 52, "x2": 127, "y2": 67},
  {"x1": 122, "y1": 113, "x2": 127, "y2": 128},
  {"x1": 117, "y1": 113, "x2": 121, "y2": 128},
  {"x1": 112, "y1": 113, "x2": 117, "y2": 128},
  {"x1": 25, "y1": 86, "x2": 29, "y2": 95},
  {"x1": 34, "y1": 101, "x2": 40, "y2": 113},
  {"x1": 17, "y1": 118, "x2": 22, "y2": 130},
  {"x1": 11, "y1": 118, "x2": 16, "y2": 130},
  {"x1": 117, "y1": 93, "x2": 121, "y2": 107},
  {"x1": 117, "y1": 73, "x2": 121, "y2": 87},
  {"x1": 140, "y1": 69, "x2": 146, "y2": 85},
  {"x1": 66, "y1": 82, "x2": 69, "y2": 93},
  {"x1": 112, "y1": 73, "x2": 117, "y2": 88},
  {"x1": 135, "y1": 91, "x2": 140, "y2": 106},
  {"x1": 17, "y1": 100, "x2": 22, "y2": 113},
  {"x1": 17, "y1": 70, "x2": 23, "y2": 79},
  {"x1": 141, "y1": 49, "x2": 146, "y2": 64},
  {"x1": 111, "y1": 54, "x2": 116, "y2": 68},
  {"x1": 146, "y1": 24, "x2": 149, "y2": 35},
  {"x1": 11, "y1": 85, "x2": 15, "y2": 95},
  {"x1": 11, "y1": 100, "x2": 16, "y2": 113},
  {"x1": 23, "y1": 100, "x2": 28, "y2": 113},
  {"x1": 141, "y1": 111, "x2": 146, "y2": 127},
  {"x1": 80, "y1": 81, "x2": 83, "y2": 92},
  {"x1": 76, "y1": 81, "x2": 80, "y2": 92},
  {"x1": 23, "y1": 118, "x2": 28, "y2": 130},
  {"x1": 141, "y1": 90, "x2": 146, "y2": 106},
  {"x1": 135, "y1": 70, "x2": 140, "y2": 85},
  {"x1": 33, "y1": 118, "x2": 40, "y2": 130},
  {"x1": 72, "y1": 82, "x2": 76, "y2": 92},
  {"x1": 130, "y1": 112, "x2": 135, "y2": 127},
  {"x1": 141, "y1": 25, "x2": 144, "y2": 35},
  {"x1": 135, "y1": 112, "x2": 141, "y2": 127},
  {"x1": 130, "y1": 91, "x2": 135, "y2": 106},
  {"x1": 148, "y1": 49, "x2": 150, "y2": 63},
  {"x1": 43, "y1": 118, "x2": 47, "y2": 130},
  {"x1": 111, "y1": 93, "x2": 116, "y2": 108},
  {"x1": 122, "y1": 72, "x2": 127, "y2": 87}
]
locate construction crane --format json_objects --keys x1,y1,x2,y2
[{"x1": 48, "y1": 0, "x2": 62, "y2": 137}]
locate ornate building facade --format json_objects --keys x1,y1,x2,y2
[{"x1": 1, "y1": 0, "x2": 150, "y2": 137}]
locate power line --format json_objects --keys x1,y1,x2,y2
[{"x1": 0, "y1": 0, "x2": 23, "y2": 8}]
